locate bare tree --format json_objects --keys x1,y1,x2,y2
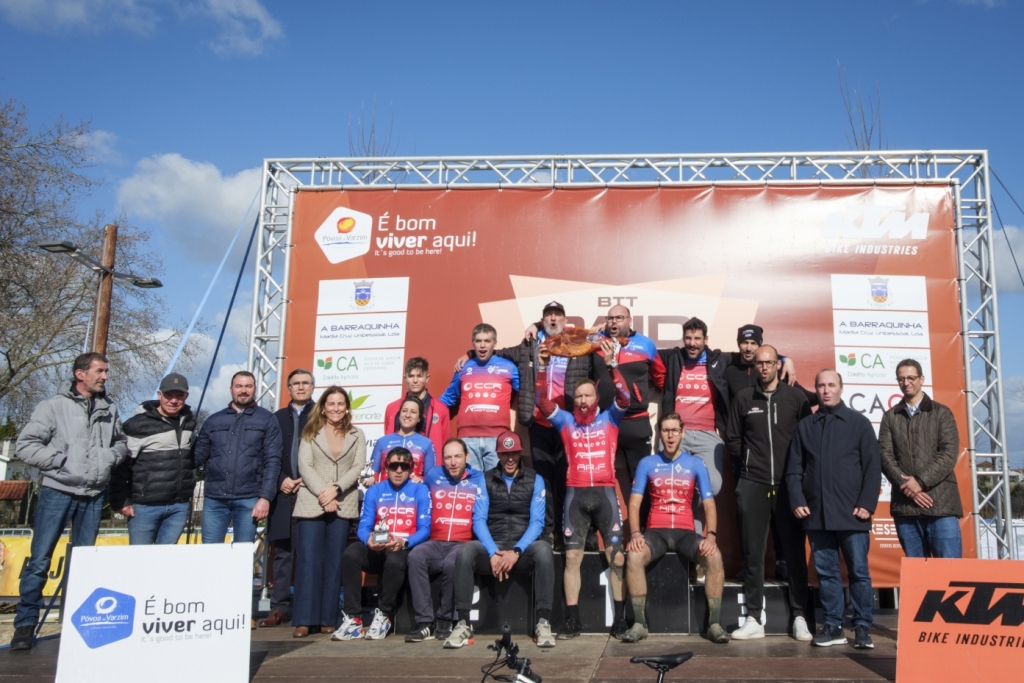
[
  {"x1": 347, "y1": 97, "x2": 400, "y2": 157},
  {"x1": 0, "y1": 96, "x2": 198, "y2": 424},
  {"x1": 837, "y1": 60, "x2": 890, "y2": 153}
]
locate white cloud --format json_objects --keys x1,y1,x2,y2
[
  {"x1": 117, "y1": 153, "x2": 260, "y2": 252},
  {"x1": 77, "y1": 129, "x2": 122, "y2": 164},
  {"x1": 994, "y1": 225, "x2": 1024, "y2": 293},
  {"x1": 0, "y1": 0, "x2": 282, "y2": 55}
]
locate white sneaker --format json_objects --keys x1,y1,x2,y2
[
  {"x1": 731, "y1": 616, "x2": 766, "y2": 640},
  {"x1": 366, "y1": 608, "x2": 391, "y2": 640},
  {"x1": 331, "y1": 614, "x2": 364, "y2": 641},
  {"x1": 443, "y1": 620, "x2": 474, "y2": 649},
  {"x1": 534, "y1": 619, "x2": 555, "y2": 648},
  {"x1": 792, "y1": 616, "x2": 812, "y2": 642}
]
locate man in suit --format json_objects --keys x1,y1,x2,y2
[{"x1": 260, "y1": 368, "x2": 314, "y2": 627}]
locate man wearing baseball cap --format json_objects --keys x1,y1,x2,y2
[
  {"x1": 110, "y1": 373, "x2": 198, "y2": 545},
  {"x1": 451, "y1": 430, "x2": 556, "y2": 648}
]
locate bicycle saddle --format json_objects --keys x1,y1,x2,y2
[{"x1": 630, "y1": 652, "x2": 694, "y2": 669}]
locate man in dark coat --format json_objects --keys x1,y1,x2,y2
[
  {"x1": 879, "y1": 359, "x2": 963, "y2": 558},
  {"x1": 786, "y1": 369, "x2": 880, "y2": 651},
  {"x1": 260, "y1": 368, "x2": 314, "y2": 627}
]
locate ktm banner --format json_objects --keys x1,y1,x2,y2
[
  {"x1": 284, "y1": 186, "x2": 974, "y2": 585},
  {"x1": 898, "y1": 558, "x2": 1024, "y2": 681}
]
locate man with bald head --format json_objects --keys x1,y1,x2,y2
[
  {"x1": 726, "y1": 346, "x2": 812, "y2": 641},
  {"x1": 786, "y1": 369, "x2": 880, "y2": 650}
]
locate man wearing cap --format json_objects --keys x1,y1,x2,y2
[
  {"x1": 452, "y1": 431, "x2": 556, "y2": 648},
  {"x1": 460, "y1": 302, "x2": 612, "y2": 541},
  {"x1": 111, "y1": 372, "x2": 197, "y2": 545}
]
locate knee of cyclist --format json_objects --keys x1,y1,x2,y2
[
  {"x1": 610, "y1": 547, "x2": 625, "y2": 567},
  {"x1": 703, "y1": 552, "x2": 723, "y2": 572},
  {"x1": 565, "y1": 550, "x2": 584, "y2": 568}
]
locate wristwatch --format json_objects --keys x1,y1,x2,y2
[{"x1": 512, "y1": 548, "x2": 522, "y2": 557}]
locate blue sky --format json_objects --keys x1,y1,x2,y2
[{"x1": 2, "y1": 0, "x2": 1023, "y2": 460}]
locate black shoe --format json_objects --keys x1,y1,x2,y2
[
  {"x1": 557, "y1": 617, "x2": 582, "y2": 640},
  {"x1": 811, "y1": 623, "x2": 847, "y2": 647},
  {"x1": 775, "y1": 559, "x2": 789, "y2": 581},
  {"x1": 434, "y1": 619, "x2": 453, "y2": 641},
  {"x1": 853, "y1": 625, "x2": 874, "y2": 649},
  {"x1": 610, "y1": 618, "x2": 629, "y2": 640},
  {"x1": 9, "y1": 626, "x2": 34, "y2": 651},
  {"x1": 405, "y1": 623, "x2": 433, "y2": 643}
]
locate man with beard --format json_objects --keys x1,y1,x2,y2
[{"x1": 535, "y1": 338, "x2": 632, "y2": 640}]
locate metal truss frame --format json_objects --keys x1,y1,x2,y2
[{"x1": 249, "y1": 150, "x2": 1014, "y2": 559}]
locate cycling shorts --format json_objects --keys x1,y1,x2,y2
[
  {"x1": 643, "y1": 528, "x2": 703, "y2": 565},
  {"x1": 563, "y1": 486, "x2": 623, "y2": 552}
]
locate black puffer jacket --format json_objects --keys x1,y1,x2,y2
[
  {"x1": 110, "y1": 401, "x2": 196, "y2": 508},
  {"x1": 879, "y1": 394, "x2": 963, "y2": 518}
]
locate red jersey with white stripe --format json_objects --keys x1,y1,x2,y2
[
  {"x1": 424, "y1": 466, "x2": 488, "y2": 542},
  {"x1": 674, "y1": 354, "x2": 717, "y2": 432}
]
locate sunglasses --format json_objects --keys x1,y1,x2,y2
[{"x1": 387, "y1": 462, "x2": 412, "y2": 472}]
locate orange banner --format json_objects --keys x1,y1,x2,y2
[
  {"x1": 286, "y1": 186, "x2": 975, "y2": 585},
  {"x1": 897, "y1": 558, "x2": 1024, "y2": 682}
]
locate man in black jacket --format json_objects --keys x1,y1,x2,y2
[
  {"x1": 260, "y1": 368, "x2": 314, "y2": 627},
  {"x1": 452, "y1": 431, "x2": 556, "y2": 648},
  {"x1": 111, "y1": 373, "x2": 196, "y2": 545},
  {"x1": 786, "y1": 369, "x2": 880, "y2": 650},
  {"x1": 726, "y1": 347, "x2": 811, "y2": 642}
]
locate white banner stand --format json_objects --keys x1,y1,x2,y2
[{"x1": 56, "y1": 543, "x2": 252, "y2": 683}]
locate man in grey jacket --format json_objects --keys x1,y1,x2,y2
[
  {"x1": 9, "y1": 353, "x2": 129, "y2": 651},
  {"x1": 879, "y1": 359, "x2": 963, "y2": 558}
]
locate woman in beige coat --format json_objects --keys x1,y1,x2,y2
[{"x1": 291, "y1": 386, "x2": 365, "y2": 637}]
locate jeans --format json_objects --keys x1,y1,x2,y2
[
  {"x1": 14, "y1": 487, "x2": 104, "y2": 629},
  {"x1": 454, "y1": 540, "x2": 554, "y2": 615},
  {"x1": 128, "y1": 501, "x2": 190, "y2": 545},
  {"x1": 808, "y1": 530, "x2": 873, "y2": 628},
  {"x1": 293, "y1": 515, "x2": 351, "y2": 628},
  {"x1": 201, "y1": 497, "x2": 259, "y2": 544},
  {"x1": 462, "y1": 437, "x2": 498, "y2": 473},
  {"x1": 894, "y1": 515, "x2": 962, "y2": 558}
]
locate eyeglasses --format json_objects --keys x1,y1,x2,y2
[
  {"x1": 896, "y1": 376, "x2": 922, "y2": 384},
  {"x1": 289, "y1": 380, "x2": 312, "y2": 387},
  {"x1": 660, "y1": 428, "x2": 683, "y2": 435},
  {"x1": 607, "y1": 315, "x2": 628, "y2": 322},
  {"x1": 387, "y1": 462, "x2": 412, "y2": 472},
  {"x1": 754, "y1": 360, "x2": 778, "y2": 367}
]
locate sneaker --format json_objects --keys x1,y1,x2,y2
[
  {"x1": 853, "y1": 625, "x2": 874, "y2": 649},
  {"x1": 620, "y1": 622, "x2": 648, "y2": 643},
  {"x1": 9, "y1": 626, "x2": 34, "y2": 651},
  {"x1": 443, "y1": 620, "x2": 474, "y2": 649},
  {"x1": 434, "y1": 619, "x2": 453, "y2": 641},
  {"x1": 708, "y1": 623, "x2": 730, "y2": 644},
  {"x1": 366, "y1": 609, "x2": 391, "y2": 640},
  {"x1": 405, "y1": 623, "x2": 433, "y2": 643},
  {"x1": 534, "y1": 619, "x2": 555, "y2": 648},
  {"x1": 812, "y1": 624, "x2": 848, "y2": 647},
  {"x1": 792, "y1": 616, "x2": 813, "y2": 642},
  {"x1": 730, "y1": 616, "x2": 765, "y2": 640},
  {"x1": 610, "y1": 617, "x2": 629, "y2": 640},
  {"x1": 332, "y1": 615, "x2": 364, "y2": 641},
  {"x1": 556, "y1": 617, "x2": 582, "y2": 640}
]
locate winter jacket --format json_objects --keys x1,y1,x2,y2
[
  {"x1": 726, "y1": 382, "x2": 811, "y2": 486},
  {"x1": 267, "y1": 402, "x2": 313, "y2": 541},
  {"x1": 193, "y1": 403, "x2": 282, "y2": 501},
  {"x1": 493, "y1": 332, "x2": 613, "y2": 427},
  {"x1": 879, "y1": 393, "x2": 963, "y2": 519},
  {"x1": 293, "y1": 425, "x2": 365, "y2": 519},
  {"x1": 109, "y1": 401, "x2": 196, "y2": 509},
  {"x1": 478, "y1": 465, "x2": 552, "y2": 553},
  {"x1": 785, "y1": 401, "x2": 881, "y2": 532},
  {"x1": 16, "y1": 383, "x2": 128, "y2": 497},
  {"x1": 659, "y1": 347, "x2": 730, "y2": 433}
]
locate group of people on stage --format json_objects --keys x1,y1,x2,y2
[{"x1": 7, "y1": 301, "x2": 965, "y2": 654}]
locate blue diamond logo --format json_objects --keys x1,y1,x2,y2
[{"x1": 71, "y1": 588, "x2": 135, "y2": 649}]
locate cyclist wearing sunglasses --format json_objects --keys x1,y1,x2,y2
[{"x1": 335, "y1": 447, "x2": 431, "y2": 641}]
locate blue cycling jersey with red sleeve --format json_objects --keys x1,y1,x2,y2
[
  {"x1": 631, "y1": 452, "x2": 714, "y2": 530},
  {"x1": 370, "y1": 431, "x2": 438, "y2": 482},
  {"x1": 358, "y1": 479, "x2": 432, "y2": 547},
  {"x1": 440, "y1": 355, "x2": 520, "y2": 437},
  {"x1": 423, "y1": 465, "x2": 494, "y2": 544},
  {"x1": 597, "y1": 330, "x2": 665, "y2": 417},
  {"x1": 536, "y1": 366, "x2": 631, "y2": 487}
]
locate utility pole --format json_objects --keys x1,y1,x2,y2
[{"x1": 91, "y1": 224, "x2": 118, "y2": 355}]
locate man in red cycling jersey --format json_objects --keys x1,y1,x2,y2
[{"x1": 536, "y1": 338, "x2": 632, "y2": 640}]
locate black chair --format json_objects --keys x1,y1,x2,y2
[{"x1": 630, "y1": 652, "x2": 694, "y2": 683}]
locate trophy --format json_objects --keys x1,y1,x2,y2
[{"x1": 372, "y1": 519, "x2": 390, "y2": 545}]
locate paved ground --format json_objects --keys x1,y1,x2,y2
[{"x1": 1, "y1": 620, "x2": 898, "y2": 682}]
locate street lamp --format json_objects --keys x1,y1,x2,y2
[{"x1": 38, "y1": 225, "x2": 163, "y2": 355}]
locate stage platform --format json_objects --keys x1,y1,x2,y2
[{"x1": 2, "y1": 615, "x2": 898, "y2": 682}]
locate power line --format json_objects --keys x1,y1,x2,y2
[{"x1": 991, "y1": 169, "x2": 1024, "y2": 291}]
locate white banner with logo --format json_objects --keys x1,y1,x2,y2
[{"x1": 56, "y1": 543, "x2": 252, "y2": 683}]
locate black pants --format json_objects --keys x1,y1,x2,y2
[
  {"x1": 342, "y1": 542, "x2": 410, "y2": 616},
  {"x1": 453, "y1": 540, "x2": 555, "y2": 614},
  {"x1": 615, "y1": 416, "x2": 652, "y2": 525},
  {"x1": 735, "y1": 478, "x2": 809, "y2": 620},
  {"x1": 270, "y1": 535, "x2": 295, "y2": 615},
  {"x1": 530, "y1": 423, "x2": 567, "y2": 539}
]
